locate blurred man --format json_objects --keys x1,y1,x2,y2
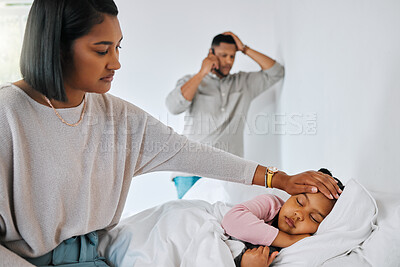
[{"x1": 166, "y1": 32, "x2": 284, "y2": 198}]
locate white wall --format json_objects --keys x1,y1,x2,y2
[
  {"x1": 114, "y1": 0, "x2": 282, "y2": 216},
  {"x1": 0, "y1": 3, "x2": 30, "y2": 84},
  {"x1": 270, "y1": 0, "x2": 400, "y2": 194},
  {"x1": 112, "y1": 0, "x2": 400, "y2": 216}
]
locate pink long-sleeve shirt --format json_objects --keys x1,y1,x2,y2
[{"x1": 222, "y1": 194, "x2": 285, "y2": 246}]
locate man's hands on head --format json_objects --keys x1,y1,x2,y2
[
  {"x1": 241, "y1": 246, "x2": 278, "y2": 267},
  {"x1": 273, "y1": 170, "x2": 342, "y2": 200},
  {"x1": 199, "y1": 32, "x2": 244, "y2": 76},
  {"x1": 223, "y1": 31, "x2": 244, "y2": 51}
]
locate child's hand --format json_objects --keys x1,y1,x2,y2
[{"x1": 241, "y1": 246, "x2": 279, "y2": 267}]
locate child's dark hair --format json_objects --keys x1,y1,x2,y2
[{"x1": 318, "y1": 168, "x2": 345, "y2": 192}]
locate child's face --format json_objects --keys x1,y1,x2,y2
[{"x1": 278, "y1": 192, "x2": 335, "y2": 235}]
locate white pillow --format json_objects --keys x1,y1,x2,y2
[
  {"x1": 272, "y1": 179, "x2": 378, "y2": 267},
  {"x1": 323, "y1": 190, "x2": 400, "y2": 267},
  {"x1": 355, "y1": 190, "x2": 400, "y2": 266}
]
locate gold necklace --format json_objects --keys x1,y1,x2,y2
[{"x1": 43, "y1": 95, "x2": 87, "y2": 127}]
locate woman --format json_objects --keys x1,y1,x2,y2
[{"x1": 0, "y1": 0, "x2": 340, "y2": 266}]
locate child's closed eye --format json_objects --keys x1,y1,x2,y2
[
  {"x1": 296, "y1": 198, "x2": 303, "y2": 206},
  {"x1": 310, "y1": 215, "x2": 319, "y2": 223}
]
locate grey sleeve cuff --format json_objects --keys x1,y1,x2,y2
[
  {"x1": 243, "y1": 159, "x2": 259, "y2": 185},
  {"x1": 165, "y1": 76, "x2": 193, "y2": 115},
  {"x1": 175, "y1": 86, "x2": 192, "y2": 107},
  {"x1": 244, "y1": 61, "x2": 285, "y2": 99},
  {"x1": 262, "y1": 61, "x2": 285, "y2": 78}
]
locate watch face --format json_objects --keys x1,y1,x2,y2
[{"x1": 268, "y1": 166, "x2": 278, "y2": 173}]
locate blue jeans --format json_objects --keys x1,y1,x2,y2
[
  {"x1": 173, "y1": 176, "x2": 202, "y2": 199},
  {"x1": 24, "y1": 232, "x2": 109, "y2": 267}
]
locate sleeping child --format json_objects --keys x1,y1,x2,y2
[{"x1": 222, "y1": 168, "x2": 345, "y2": 267}]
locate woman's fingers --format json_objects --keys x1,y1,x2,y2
[
  {"x1": 290, "y1": 184, "x2": 318, "y2": 195},
  {"x1": 308, "y1": 171, "x2": 341, "y2": 199},
  {"x1": 285, "y1": 170, "x2": 342, "y2": 199},
  {"x1": 291, "y1": 171, "x2": 340, "y2": 199}
]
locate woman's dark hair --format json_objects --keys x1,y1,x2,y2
[
  {"x1": 318, "y1": 168, "x2": 345, "y2": 192},
  {"x1": 211, "y1": 34, "x2": 236, "y2": 47},
  {"x1": 20, "y1": 0, "x2": 118, "y2": 102}
]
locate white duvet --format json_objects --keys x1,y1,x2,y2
[
  {"x1": 98, "y1": 200, "x2": 241, "y2": 267},
  {"x1": 98, "y1": 180, "x2": 389, "y2": 267}
]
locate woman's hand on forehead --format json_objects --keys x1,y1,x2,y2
[{"x1": 273, "y1": 171, "x2": 341, "y2": 199}]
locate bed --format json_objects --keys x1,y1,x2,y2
[{"x1": 98, "y1": 179, "x2": 400, "y2": 266}]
